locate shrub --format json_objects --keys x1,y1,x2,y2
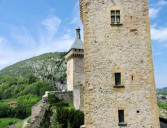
[
  {"x1": 27, "y1": 118, "x2": 31, "y2": 123},
  {"x1": 55, "y1": 102, "x2": 69, "y2": 107},
  {"x1": 27, "y1": 74, "x2": 38, "y2": 84},
  {"x1": 0, "y1": 104, "x2": 9, "y2": 117},
  {"x1": 52, "y1": 107, "x2": 84, "y2": 128},
  {"x1": 49, "y1": 93, "x2": 84, "y2": 128},
  {"x1": 158, "y1": 101, "x2": 167, "y2": 110},
  {"x1": 8, "y1": 121, "x2": 14, "y2": 125},
  {"x1": 48, "y1": 93, "x2": 61, "y2": 105}
]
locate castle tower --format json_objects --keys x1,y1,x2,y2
[
  {"x1": 65, "y1": 28, "x2": 84, "y2": 109},
  {"x1": 80, "y1": 0, "x2": 160, "y2": 127}
]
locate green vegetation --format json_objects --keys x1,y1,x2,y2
[
  {"x1": 27, "y1": 118, "x2": 31, "y2": 123},
  {"x1": 0, "y1": 52, "x2": 67, "y2": 127},
  {"x1": 0, "y1": 74, "x2": 52, "y2": 119},
  {"x1": 0, "y1": 118, "x2": 21, "y2": 128},
  {"x1": 13, "y1": 122, "x2": 23, "y2": 128},
  {"x1": 48, "y1": 93, "x2": 84, "y2": 128},
  {"x1": 0, "y1": 52, "x2": 66, "y2": 90},
  {"x1": 158, "y1": 101, "x2": 167, "y2": 110},
  {"x1": 157, "y1": 89, "x2": 167, "y2": 95}
]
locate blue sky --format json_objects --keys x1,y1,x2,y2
[{"x1": 0, "y1": 0, "x2": 166, "y2": 88}]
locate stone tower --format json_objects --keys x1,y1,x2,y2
[
  {"x1": 65, "y1": 28, "x2": 84, "y2": 109},
  {"x1": 80, "y1": 0, "x2": 160, "y2": 127}
]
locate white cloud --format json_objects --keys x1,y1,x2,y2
[
  {"x1": 0, "y1": 37, "x2": 6, "y2": 44},
  {"x1": 157, "y1": 0, "x2": 167, "y2": 6},
  {"x1": 0, "y1": 15, "x2": 74, "y2": 70},
  {"x1": 149, "y1": 0, "x2": 167, "y2": 19},
  {"x1": 151, "y1": 25, "x2": 167, "y2": 42},
  {"x1": 164, "y1": 44, "x2": 167, "y2": 47},
  {"x1": 38, "y1": 15, "x2": 73, "y2": 55},
  {"x1": 149, "y1": 8, "x2": 160, "y2": 19},
  {"x1": 11, "y1": 26, "x2": 36, "y2": 48},
  {"x1": 42, "y1": 16, "x2": 61, "y2": 37}
]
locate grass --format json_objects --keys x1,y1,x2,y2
[
  {"x1": 0, "y1": 99, "x2": 17, "y2": 105},
  {"x1": 0, "y1": 118, "x2": 21, "y2": 128}
]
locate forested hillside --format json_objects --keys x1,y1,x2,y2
[
  {"x1": 0, "y1": 75, "x2": 52, "y2": 119},
  {"x1": 0, "y1": 52, "x2": 68, "y2": 127},
  {"x1": 157, "y1": 88, "x2": 167, "y2": 95},
  {"x1": 0, "y1": 52, "x2": 66, "y2": 90}
]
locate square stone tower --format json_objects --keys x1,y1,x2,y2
[
  {"x1": 80, "y1": 0, "x2": 160, "y2": 127},
  {"x1": 65, "y1": 28, "x2": 84, "y2": 110}
]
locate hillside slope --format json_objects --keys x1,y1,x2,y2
[
  {"x1": 0, "y1": 52, "x2": 66, "y2": 90},
  {"x1": 163, "y1": 87, "x2": 167, "y2": 90}
]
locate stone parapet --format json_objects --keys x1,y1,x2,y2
[{"x1": 42, "y1": 91, "x2": 73, "y2": 104}]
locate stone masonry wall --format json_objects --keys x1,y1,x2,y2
[
  {"x1": 73, "y1": 51, "x2": 84, "y2": 110},
  {"x1": 30, "y1": 91, "x2": 73, "y2": 128},
  {"x1": 42, "y1": 91, "x2": 73, "y2": 104},
  {"x1": 53, "y1": 91, "x2": 73, "y2": 104},
  {"x1": 66, "y1": 49, "x2": 84, "y2": 110},
  {"x1": 80, "y1": 0, "x2": 160, "y2": 127},
  {"x1": 80, "y1": 84, "x2": 85, "y2": 112},
  {"x1": 66, "y1": 57, "x2": 74, "y2": 91}
]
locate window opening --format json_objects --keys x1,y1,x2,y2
[
  {"x1": 111, "y1": 10, "x2": 120, "y2": 24},
  {"x1": 115, "y1": 73, "x2": 121, "y2": 85},
  {"x1": 118, "y1": 110, "x2": 124, "y2": 123}
]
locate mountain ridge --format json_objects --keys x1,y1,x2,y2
[{"x1": 0, "y1": 52, "x2": 67, "y2": 90}]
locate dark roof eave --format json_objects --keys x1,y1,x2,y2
[{"x1": 65, "y1": 48, "x2": 84, "y2": 56}]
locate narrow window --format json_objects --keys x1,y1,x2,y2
[
  {"x1": 111, "y1": 11, "x2": 115, "y2": 24},
  {"x1": 118, "y1": 110, "x2": 124, "y2": 123},
  {"x1": 132, "y1": 75, "x2": 134, "y2": 81},
  {"x1": 111, "y1": 10, "x2": 120, "y2": 24},
  {"x1": 115, "y1": 73, "x2": 121, "y2": 85},
  {"x1": 116, "y1": 10, "x2": 120, "y2": 24}
]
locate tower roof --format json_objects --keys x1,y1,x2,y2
[{"x1": 70, "y1": 27, "x2": 84, "y2": 50}]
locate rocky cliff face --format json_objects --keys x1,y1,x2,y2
[{"x1": 0, "y1": 52, "x2": 66, "y2": 90}]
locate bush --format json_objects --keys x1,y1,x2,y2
[
  {"x1": 27, "y1": 74, "x2": 38, "y2": 84},
  {"x1": 49, "y1": 94, "x2": 84, "y2": 128},
  {"x1": 158, "y1": 101, "x2": 167, "y2": 110},
  {"x1": 48, "y1": 93, "x2": 61, "y2": 105},
  {"x1": 55, "y1": 102, "x2": 69, "y2": 107},
  {"x1": 14, "y1": 95, "x2": 40, "y2": 119},
  {"x1": 8, "y1": 121, "x2": 15, "y2": 125},
  {"x1": 51, "y1": 107, "x2": 84, "y2": 128},
  {"x1": 23, "y1": 81, "x2": 52, "y2": 96},
  {"x1": 0, "y1": 104, "x2": 10, "y2": 117}
]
